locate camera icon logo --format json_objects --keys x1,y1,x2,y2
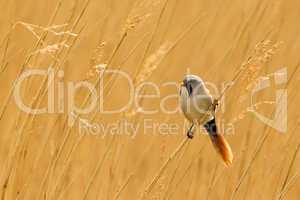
[{"x1": 248, "y1": 68, "x2": 287, "y2": 133}]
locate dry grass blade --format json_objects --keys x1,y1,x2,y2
[
  {"x1": 139, "y1": 138, "x2": 189, "y2": 199},
  {"x1": 0, "y1": 0, "x2": 64, "y2": 197},
  {"x1": 0, "y1": 31, "x2": 10, "y2": 72},
  {"x1": 230, "y1": 129, "x2": 269, "y2": 200},
  {"x1": 1, "y1": 1, "x2": 300, "y2": 199},
  {"x1": 82, "y1": 137, "x2": 115, "y2": 200},
  {"x1": 277, "y1": 143, "x2": 300, "y2": 200},
  {"x1": 167, "y1": 159, "x2": 194, "y2": 200},
  {"x1": 133, "y1": 0, "x2": 170, "y2": 80},
  {"x1": 114, "y1": 173, "x2": 134, "y2": 200},
  {"x1": 277, "y1": 171, "x2": 300, "y2": 199},
  {"x1": 162, "y1": 142, "x2": 189, "y2": 200},
  {"x1": 230, "y1": 60, "x2": 300, "y2": 200}
]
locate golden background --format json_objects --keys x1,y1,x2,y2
[{"x1": 0, "y1": 0, "x2": 299, "y2": 199}]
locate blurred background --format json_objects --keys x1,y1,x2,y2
[{"x1": 0, "y1": 0, "x2": 300, "y2": 199}]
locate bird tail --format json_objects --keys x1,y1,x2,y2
[
  {"x1": 204, "y1": 118, "x2": 233, "y2": 166},
  {"x1": 209, "y1": 133, "x2": 233, "y2": 166}
]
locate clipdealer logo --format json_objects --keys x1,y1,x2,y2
[
  {"x1": 248, "y1": 68, "x2": 287, "y2": 133},
  {"x1": 12, "y1": 67, "x2": 288, "y2": 136}
]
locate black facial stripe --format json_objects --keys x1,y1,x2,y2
[{"x1": 187, "y1": 83, "x2": 193, "y2": 96}]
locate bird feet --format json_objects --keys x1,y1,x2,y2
[
  {"x1": 212, "y1": 99, "x2": 219, "y2": 112},
  {"x1": 187, "y1": 130, "x2": 194, "y2": 139},
  {"x1": 186, "y1": 131, "x2": 194, "y2": 139},
  {"x1": 187, "y1": 124, "x2": 195, "y2": 139}
]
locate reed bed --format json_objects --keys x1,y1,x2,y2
[{"x1": 0, "y1": 0, "x2": 300, "y2": 199}]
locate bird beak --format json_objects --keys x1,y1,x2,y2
[{"x1": 180, "y1": 81, "x2": 185, "y2": 87}]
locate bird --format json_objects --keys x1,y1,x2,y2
[{"x1": 179, "y1": 74, "x2": 233, "y2": 166}]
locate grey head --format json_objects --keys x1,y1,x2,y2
[{"x1": 181, "y1": 75, "x2": 206, "y2": 96}]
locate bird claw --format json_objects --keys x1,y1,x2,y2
[
  {"x1": 187, "y1": 130, "x2": 194, "y2": 139},
  {"x1": 212, "y1": 99, "x2": 219, "y2": 111}
]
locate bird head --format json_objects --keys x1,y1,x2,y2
[{"x1": 181, "y1": 75, "x2": 205, "y2": 96}]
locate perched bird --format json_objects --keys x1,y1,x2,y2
[{"x1": 180, "y1": 74, "x2": 233, "y2": 166}]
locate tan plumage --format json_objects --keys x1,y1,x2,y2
[{"x1": 209, "y1": 133, "x2": 233, "y2": 166}]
